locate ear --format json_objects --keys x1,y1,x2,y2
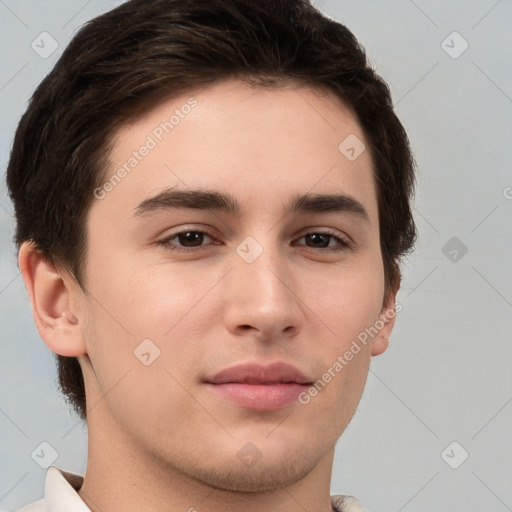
[
  {"x1": 18, "y1": 242, "x2": 87, "y2": 357},
  {"x1": 371, "y1": 277, "x2": 401, "y2": 357}
]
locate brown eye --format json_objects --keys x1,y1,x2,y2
[
  {"x1": 295, "y1": 231, "x2": 351, "y2": 253},
  {"x1": 157, "y1": 230, "x2": 216, "y2": 252},
  {"x1": 175, "y1": 231, "x2": 206, "y2": 247}
]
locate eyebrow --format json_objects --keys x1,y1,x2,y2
[{"x1": 133, "y1": 187, "x2": 370, "y2": 223}]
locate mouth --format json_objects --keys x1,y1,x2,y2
[{"x1": 203, "y1": 361, "x2": 313, "y2": 411}]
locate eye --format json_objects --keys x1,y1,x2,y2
[
  {"x1": 156, "y1": 228, "x2": 352, "y2": 254},
  {"x1": 294, "y1": 230, "x2": 351, "y2": 253},
  {"x1": 157, "y1": 230, "x2": 218, "y2": 252}
]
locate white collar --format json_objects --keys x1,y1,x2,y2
[{"x1": 44, "y1": 466, "x2": 90, "y2": 512}]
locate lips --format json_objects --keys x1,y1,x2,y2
[
  {"x1": 204, "y1": 361, "x2": 313, "y2": 411},
  {"x1": 205, "y1": 361, "x2": 313, "y2": 385}
]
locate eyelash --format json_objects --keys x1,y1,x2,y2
[{"x1": 156, "y1": 228, "x2": 352, "y2": 254}]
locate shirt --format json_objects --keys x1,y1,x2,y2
[{"x1": 13, "y1": 466, "x2": 367, "y2": 512}]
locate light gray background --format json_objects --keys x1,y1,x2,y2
[{"x1": 1, "y1": 1, "x2": 511, "y2": 510}]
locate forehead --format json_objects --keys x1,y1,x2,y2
[{"x1": 91, "y1": 78, "x2": 378, "y2": 225}]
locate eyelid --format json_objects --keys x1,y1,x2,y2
[
  {"x1": 156, "y1": 226, "x2": 218, "y2": 249},
  {"x1": 295, "y1": 226, "x2": 351, "y2": 243}
]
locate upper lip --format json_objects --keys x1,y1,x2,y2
[{"x1": 205, "y1": 361, "x2": 313, "y2": 385}]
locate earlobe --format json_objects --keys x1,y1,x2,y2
[
  {"x1": 18, "y1": 242, "x2": 87, "y2": 357},
  {"x1": 371, "y1": 332, "x2": 390, "y2": 356},
  {"x1": 371, "y1": 280, "x2": 400, "y2": 357},
  {"x1": 370, "y1": 309, "x2": 395, "y2": 356}
]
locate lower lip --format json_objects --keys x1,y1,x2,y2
[{"x1": 205, "y1": 383, "x2": 308, "y2": 411}]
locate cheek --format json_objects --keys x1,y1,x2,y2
[
  {"x1": 82, "y1": 259, "x2": 224, "y2": 409},
  {"x1": 299, "y1": 259, "x2": 383, "y2": 409},
  {"x1": 87, "y1": 246, "x2": 219, "y2": 340},
  {"x1": 80, "y1": 270, "x2": 200, "y2": 431},
  {"x1": 128, "y1": 264, "x2": 227, "y2": 342},
  {"x1": 303, "y1": 260, "x2": 384, "y2": 345}
]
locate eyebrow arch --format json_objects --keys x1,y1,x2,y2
[{"x1": 133, "y1": 187, "x2": 370, "y2": 223}]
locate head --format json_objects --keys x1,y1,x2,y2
[{"x1": 7, "y1": 0, "x2": 416, "y2": 492}]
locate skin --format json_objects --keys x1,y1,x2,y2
[{"x1": 19, "y1": 78, "x2": 398, "y2": 512}]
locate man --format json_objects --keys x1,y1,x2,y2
[{"x1": 7, "y1": 0, "x2": 417, "y2": 510}]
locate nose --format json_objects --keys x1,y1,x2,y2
[{"x1": 222, "y1": 238, "x2": 304, "y2": 342}]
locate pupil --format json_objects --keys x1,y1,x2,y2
[
  {"x1": 179, "y1": 231, "x2": 203, "y2": 246},
  {"x1": 308, "y1": 234, "x2": 329, "y2": 248}
]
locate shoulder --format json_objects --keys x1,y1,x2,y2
[{"x1": 331, "y1": 494, "x2": 367, "y2": 512}]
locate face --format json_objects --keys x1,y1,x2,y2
[{"x1": 74, "y1": 79, "x2": 395, "y2": 492}]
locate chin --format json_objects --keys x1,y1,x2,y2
[{"x1": 186, "y1": 451, "x2": 319, "y2": 493}]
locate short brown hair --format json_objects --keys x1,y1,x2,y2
[{"x1": 6, "y1": 0, "x2": 417, "y2": 422}]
